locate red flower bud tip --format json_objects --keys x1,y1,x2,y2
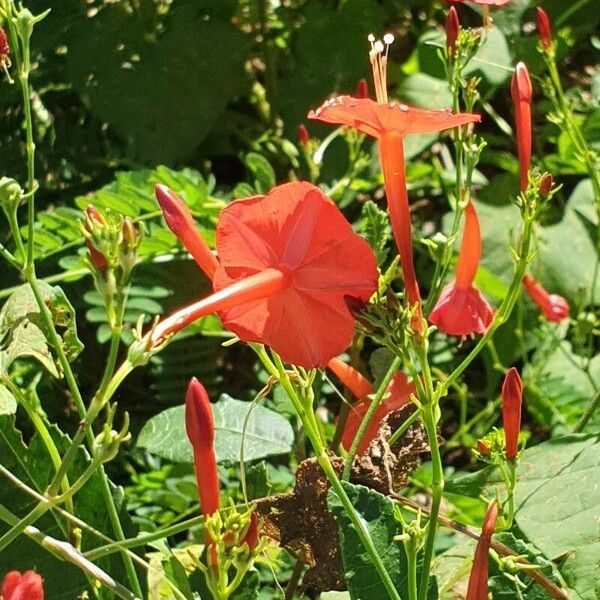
[
  {"x1": 511, "y1": 62, "x2": 533, "y2": 192},
  {"x1": 84, "y1": 205, "x2": 108, "y2": 272},
  {"x1": 244, "y1": 512, "x2": 259, "y2": 549},
  {"x1": 155, "y1": 184, "x2": 219, "y2": 280},
  {"x1": 298, "y1": 124, "x2": 310, "y2": 146},
  {"x1": 522, "y1": 274, "x2": 569, "y2": 322},
  {"x1": 122, "y1": 216, "x2": 137, "y2": 245},
  {"x1": 501, "y1": 367, "x2": 523, "y2": 461},
  {"x1": 445, "y1": 7, "x2": 460, "y2": 57},
  {"x1": 429, "y1": 202, "x2": 494, "y2": 336},
  {"x1": 356, "y1": 78, "x2": 369, "y2": 99},
  {"x1": 185, "y1": 378, "x2": 220, "y2": 517},
  {"x1": 539, "y1": 173, "x2": 553, "y2": 197},
  {"x1": 466, "y1": 501, "x2": 498, "y2": 600},
  {"x1": 2, "y1": 571, "x2": 44, "y2": 600},
  {"x1": 536, "y1": 7, "x2": 552, "y2": 51},
  {"x1": 86, "y1": 204, "x2": 105, "y2": 225},
  {"x1": 476, "y1": 439, "x2": 491, "y2": 455}
]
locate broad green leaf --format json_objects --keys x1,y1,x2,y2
[
  {"x1": 327, "y1": 481, "x2": 438, "y2": 600},
  {"x1": 560, "y1": 541, "x2": 600, "y2": 600},
  {"x1": 465, "y1": 27, "x2": 512, "y2": 86},
  {"x1": 398, "y1": 73, "x2": 452, "y2": 109},
  {"x1": 0, "y1": 282, "x2": 83, "y2": 377},
  {"x1": 514, "y1": 434, "x2": 600, "y2": 559},
  {"x1": 0, "y1": 385, "x2": 16, "y2": 415},
  {"x1": 65, "y1": 0, "x2": 249, "y2": 164},
  {"x1": 245, "y1": 153, "x2": 276, "y2": 194},
  {"x1": 137, "y1": 394, "x2": 295, "y2": 463}
]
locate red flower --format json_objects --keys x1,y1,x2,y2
[
  {"x1": 328, "y1": 357, "x2": 414, "y2": 454},
  {"x1": 0, "y1": 27, "x2": 9, "y2": 62},
  {"x1": 536, "y1": 7, "x2": 552, "y2": 51},
  {"x1": 523, "y1": 274, "x2": 569, "y2": 322},
  {"x1": 501, "y1": 367, "x2": 522, "y2": 461},
  {"x1": 185, "y1": 378, "x2": 220, "y2": 518},
  {"x1": 445, "y1": 7, "x2": 460, "y2": 57},
  {"x1": 511, "y1": 62, "x2": 533, "y2": 192},
  {"x1": 428, "y1": 202, "x2": 494, "y2": 336},
  {"x1": 309, "y1": 93, "x2": 479, "y2": 325},
  {"x1": 152, "y1": 182, "x2": 378, "y2": 367},
  {"x1": 155, "y1": 185, "x2": 219, "y2": 280},
  {"x1": 84, "y1": 205, "x2": 108, "y2": 273},
  {"x1": 298, "y1": 124, "x2": 310, "y2": 146},
  {"x1": 538, "y1": 173, "x2": 553, "y2": 198},
  {"x1": 466, "y1": 501, "x2": 498, "y2": 600},
  {"x1": 2, "y1": 571, "x2": 44, "y2": 600}
]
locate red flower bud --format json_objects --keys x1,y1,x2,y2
[
  {"x1": 501, "y1": 367, "x2": 523, "y2": 461},
  {"x1": 523, "y1": 274, "x2": 569, "y2": 322},
  {"x1": 539, "y1": 173, "x2": 553, "y2": 197},
  {"x1": 84, "y1": 205, "x2": 108, "y2": 273},
  {"x1": 298, "y1": 124, "x2": 310, "y2": 146},
  {"x1": 0, "y1": 27, "x2": 9, "y2": 62},
  {"x1": 356, "y1": 78, "x2": 369, "y2": 99},
  {"x1": 244, "y1": 512, "x2": 259, "y2": 550},
  {"x1": 511, "y1": 62, "x2": 533, "y2": 192},
  {"x1": 445, "y1": 7, "x2": 460, "y2": 57},
  {"x1": 536, "y1": 7, "x2": 552, "y2": 51},
  {"x1": 185, "y1": 378, "x2": 220, "y2": 517},
  {"x1": 466, "y1": 501, "x2": 498, "y2": 600},
  {"x1": 2, "y1": 571, "x2": 44, "y2": 600},
  {"x1": 122, "y1": 216, "x2": 137, "y2": 245},
  {"x1": 476, "y1": 439, "x2": 491, "y2": 455},
  {"x1": 155, "y1": 184, "x2": 219, "y2": 280}
]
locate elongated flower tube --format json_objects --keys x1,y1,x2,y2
[
  {"x1": 155, "y1": 185, "x2": 219, "y2": 280},
  {"x1": 151, "y1": 182, "x2": 378, "y2": 367},
  {"x1": 428, "y1": 202, "x2": 494, "y2": 336},
  {"x1": 511, "y1": 62, "x2": 533, "y2": 192},
  {"x1": 536, "y1": 7, "x2": 552, "y2": 51},
  {"x1": 445, "y1": 7, "x2": 460, "y2": 57},
  {"x1": 2, "y1": 571, "x2": 44, "y2": 600},
  {"x1": 466, "y1": 501, "x2": 498, "y2": 600},
  {"x1": 501, "y1": 367, "x2": 523, "y2": 461},
  {"x1": 309, "y1": 36, "x2": 480, "y2": 328},
  {"x1": 186, "y1": 378, "x2": 220, "y2": 518},
  {"x1": 328, "y1": 357, "x2": 414, "y2": 453},
  {"x1": 523, "y1": 274, "x2": 569, "y2": 322}
]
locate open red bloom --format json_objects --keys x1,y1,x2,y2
[
  {"x1": 501, "y1": 367, "x2": 523, "y2": 461},
  {"x1": 511, "y1": 62, "x2": 533, "y2": 192},
  {"x1": 429, "y1": 202, "x2": 494, "y2": 336},
  {"x1": 2, "y1": 571, "x2": 44, "y2": 600},
  {"x1": 309, "y1": 94, "x2": 479, "y2": 325},
  {"x1": 466, "y1": 501, "x2": 498, "y2": 600},
  {"x1": 523, "y1": 274, "x2": 569, "y2": 322},
  {"x1": 152, "y1": 182, "x2": 378, "y2": 367},
  {"x1": 328, "y1": 357, "x2": 414, "y2": 454}
]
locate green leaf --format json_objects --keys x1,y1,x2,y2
[
  {"x1": 560, "y1": 541, "x2": 600, "y2": 600},
  {"x1": 0, "y1": 385, "x2": 16, "y2": 415},
  {"x1": 0, "y1": 282, "x2": 83, "y2": 377},
  {"x1": 398, "y1": 73, "x2": 453, "y2": 109},
  {"x1": 359, "y1": 200, "x2": 391, "y2": 265},
  {"x1": 327, "y1": 481, "x2": 438, "y2": 600},
  {"x1": 465, "y1": 27, "x2": 512, "y2": 86},
  {"x1": 244, "y1": 153, "x2": 276, "y2": 194},
  {"x1": 65, "y1": 0, "x2": 249, "y2": 164},
  {"x1": 137, "y1": 394, "x2": 295, "y2": 463},
  {"x1": 514, "y1": 434, "x2": 600, "y2": 560}
]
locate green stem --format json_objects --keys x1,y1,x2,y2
[
  {"x1": 388, "y1": 409, "x2": 420, "y2": 446},
  {"x1": 268, "y1": 354, "x2": 401, "y2": 600},
  {"x1": 405, "y1": 541, "x2": 418, "y2": 600},
  {"x1": 574, "y1": 389, "x2": 600, "y2": 433},
  {"x1": 342, "y1": 355, "x2": 403, "y2": 480}
]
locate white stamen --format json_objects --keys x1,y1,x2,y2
[
  {"x1": 383, "y1": 33, "x2": 395, "y2": 45},
  {"x1": 374, "y1": 40, "x2": 384, "y2": 53}
]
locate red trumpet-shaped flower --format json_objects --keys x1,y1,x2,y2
[
  {"x1": 445, "y1": 7, "x2": 460, "y2": 57},
  {"x1": 328, "y1": 357, "x2": 415, "y2": 454},
  {"x1": 152, "y1": 182, "x2": 378, "y2": 367},
  {"x1": 308, "y1": 35, "x2": 480, "y2": 328},
  {"x1": 2, "y1": 571, "x2": 44, "y2": 600},
  {"x1": 523, "y1": 274, "x2": 569, "y2": 322},
  {"x1": 501, "y1": 367, "x2": 523, "y2": 461},
  {"x1": 186, "y1": 378, "x2": 220, "y2": 518},
  {"x1": 428, "y1": 202, "x2": 494, "y2": 336},
  {"x1": 155, "y1": 185, "x2": 219, "y2": 280},
  {"x1": 511, "y1": 62, "x2": 533, "y2": 192},
  {"x1": 536, "y1": 7, "x2": 553, "y2": 51},
  {"x1": 466, "y1": 501, "x2": 498, "y2": 600}
]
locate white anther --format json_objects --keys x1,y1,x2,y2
[{"x1": 383, "y1": 33, "x2": 395, "y2": 45}]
